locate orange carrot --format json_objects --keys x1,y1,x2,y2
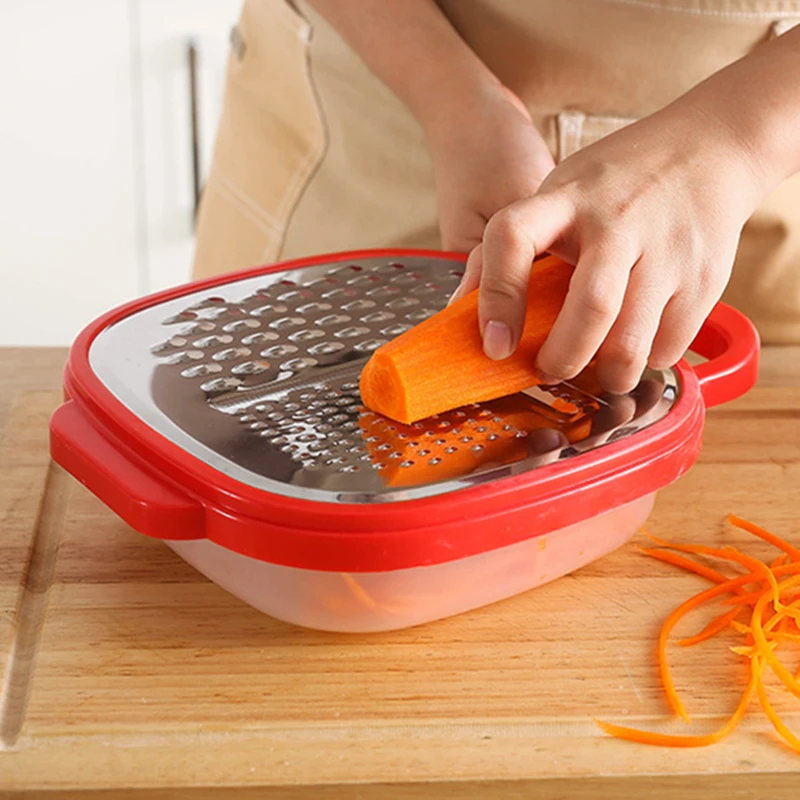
[
  {"x1": 636, "y1": 547, "x2": 732, "y2": 585},
  {"x1": 599, "y1": 517, "x2": 800, "y2": 755},
  {"x1": 729, "y1": 514, "x2": 800, "y2": 562},
  {"x1": 754, "y1": 656, "x2": 800, "y2": 753},
  {"x1": 679, "y1": 607, "x2": 745, "y2": 647},
  {"x1": 647, "y1": 535, "x2": 783, "y2": 609},
  {"x1": 360, "y1": 393, "x2": 592, "y2": 487},
  {"x1": 595, "y1": 672, "x2": 757, "y2": 748},
  {"x1": 359, "y1": 255, "x2": 574, "y2": 424}
]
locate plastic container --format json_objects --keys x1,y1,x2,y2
[{"x1": 50, "y1": 249, "x2": 759, "y2": 632}]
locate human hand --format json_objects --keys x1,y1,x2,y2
[
  {"x1": 425, "y1": 82, "x2": 556, "y2": 253},
  {"x1": 452, "y1": 102, "x2": 769, "y2": 394}
]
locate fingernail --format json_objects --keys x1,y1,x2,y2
[
  {"x1": 534, "y1": 366, "x2": 560, "y2": 386},
  {"x1": 447, "y1": 287, "x2": 463, "y2": 306},
  {"x1": 448, "y1": 279, "x2": 468, "y2": 306},
  {"x1": 483, "y1": 320, "x2": 513, "y2": 360}
]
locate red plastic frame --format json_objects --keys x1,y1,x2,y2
[{"x1": 50, "y1": 249, "x2": 760, "y2": 572}]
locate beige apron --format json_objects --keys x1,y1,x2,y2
[{"x1": 193, "y1": 0, "x2": 800, "y2": 344}]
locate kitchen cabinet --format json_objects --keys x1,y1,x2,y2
[{"x1": 0, "y1": 0, "x2": 242, "y2": 346}]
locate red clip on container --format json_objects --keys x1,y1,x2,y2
[{"x1": 50, "y1": 250, "x2": 759, "y2": 631}]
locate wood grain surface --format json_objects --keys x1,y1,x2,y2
[{"x1": 1, "y1": 346, "x2": 799, "y2": 798}]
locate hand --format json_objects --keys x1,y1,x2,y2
[
  {"x1": 425, "y1": 83, "x2": 556, "y2": 253},
  {"x1": 456, "y1": 101, "x2": 769, "y2": 394}
]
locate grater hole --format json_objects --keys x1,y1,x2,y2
[
  {"x1": 354, "y1": 338, "x2": 387, "y2": 353},
  {"x1": 308, "y1": 341, "x2": 345, "y2": 356},
  {"x1": 213, "y1": 347, "x2": 251, "y2": 361},
  {"x1": 241, "y1": 331, "x2": 279, "y2": 346},
  {"x1": 180, "y1": 361, "x2": 221, "y2": 377},
  {"x1": 406, "y1": 308, "x2": 437, "y2": 322},
  {"x1": 200, "y1": 376, "x2": 243, "y2": 391},
  {"x1": 296, "y1": 302, "x2": 332, "y2": 314},
  {"x1": 223, "y1": 319, "x2": 261, "y2": 333},
  {"x1": 347, "y1": 274, "x2": 382, "y2": 286},
  {"x1": 289, "y1": 328, "x2": 325, "y2": 342},
  {"x1": 343, "y1": 299, "x2": 375, "y2": 311},
  {"x1": 231, "y1": 360, "x2": 271, "y2": 375},
  {"x1": 316, "y1": 313, "x2": 351, "y2": 326},
  {"x1": 277, "y1": 289, "x2": 314, "y2": 302},
  {"x1": 280, "y1": 357, "x2": 318, "y2": 370},
  {"x1": 429, "y1": 457, "x2": 442, "y2": 466},
  {"x1": 270, "y1": 317, "x2": 306, "y2": 330},
  {"x1": 386, "y1": 296, "x2": 419, "y2": 310},
  {"x1": 381, "y1": 323, "x2": 411, "y2": 337},
  {"x1": 168, "y1": 350, "x2": 205, "y2": 365},
  {"x1": 321, "y1": 287, "x2": 359, "y2": 300},
  {"x1": 262, "y1": 344, "x2": 298, "y2": 358},
  {"x1": 361, "y1": 311, "x2": 395, "y2": 323},
  {"x1": 250, "y1": 303, "x2": 289, "y2": 316}
]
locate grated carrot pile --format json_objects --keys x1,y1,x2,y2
[{"x1": 597, "y1": 514, "x2": 800, "y2": 753}]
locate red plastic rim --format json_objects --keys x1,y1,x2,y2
[{"x1": 51, "y1": 249, "x2": 716, "y2": 572}]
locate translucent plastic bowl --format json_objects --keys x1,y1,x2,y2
[{"x1": 167, "y1": 493, "x2": 655, "y2": 632}]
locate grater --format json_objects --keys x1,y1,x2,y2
[
  {"x1": 50, "y1": 249, "x2": 760, "y2": 631},
  {"x1": 86, "y1": 253, "x2": 678, "y2": 503}
]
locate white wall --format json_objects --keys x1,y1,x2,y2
[{"x1": 0, "y1": 0, "x2": 241, "y2": 346}]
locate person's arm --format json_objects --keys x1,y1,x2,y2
[
  {"x1": 304, "y1": 0, "x2": 556, "y2": 253},
  {"x1": 463, "y1": 26, "x2": 800, "y2": 392},
  {"x1": 303, "y1": 0, "x2": 496, "y2": 134}
]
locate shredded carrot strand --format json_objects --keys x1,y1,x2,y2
[
  {"x1": 648, "y1": 535, "x2": 784, "y2": 611},
  {"x1": 600, "y1": 517, "x2": 800, "y2": 756},
  {"x1": 678, "y1": 607, "x2": 745, "y2": 647},
  {"x1": 595, "y1": 673, "x2": 757, "y2": 748},
  {"x1": 750, "y1": 578, "x2": 800, "y2": 698},
  {"x1": 637, "y1": 547, "x2": 732, "y2": 585},
  {"x1": 753, "y1": 656, "x2": 800, "y2": 754},
  {"x1": 728, "y1": 515, "x2": 800, "y2": 562},
  {"x1": 341, "y1": 573, "x2": 379, "y2": 610}
]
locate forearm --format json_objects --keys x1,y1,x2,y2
[
  {"x1": 675, "y1": 26, "x2": 800, "y2": 196},
  {"x1": 303, "y1": 0, "x2": 500, "y2": 136}
]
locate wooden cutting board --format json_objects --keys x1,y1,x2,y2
[{"x1": 1, "y1": 347, "x2": 799, "y2": 799}]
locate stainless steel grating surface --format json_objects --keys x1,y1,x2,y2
[{"x1": 88, "y1": 255, "x2": 679, "y2": 503}]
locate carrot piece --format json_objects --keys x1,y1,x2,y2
[
  {"x1": 728, "y1": 514, "x2": 800, "y2": 562},
  {"x1": 637, "y1": 547, "x2": 732, "y2": 585},
  {"x1": 679, "y1": 607, "x2": 744, "y2": 647},
  {"x1": 657, "y1": 578, "x2": 756, "y2": 723},
  {"x1": 647, "y1": 536, "x2": 783, "y2": 610},
  {"x1": 341, "y1": 573, "x2": 379, "y2": 611},
  {"x1": 359, "y1": 394, "x2": 590, "y2": 488},
  {"x1": 602, "y1": 517, "x2": 800, "y2": 756},
  {"x1": 595, "y1": 672, "x2": 757, "y2": 748},
  {"x1": 359, "y1": 255, "x2": 574, "y2": 424},
  {"x1": 753, "y1": 655, "x2": 800, "y2": 753},
  {"x1": 750, "y1": 578, "x2": 800, "y2": 698}
]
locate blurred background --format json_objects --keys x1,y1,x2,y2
[{"x1": 0, "y1": 0, "x2": 243, "y2": 346}]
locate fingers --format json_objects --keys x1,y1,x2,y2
[
  {"x1": 648, "y1": 281, "x2": 724, "y2": 371},
  {"x1": 478, "y1": 194, "x2": 573, "y2": 360},
  {"x1": 535, "y1": 238, "x2": 637, "y2": 383},
  {"x1": 594, "y1": 258, "x2": 675, "y2": 394},
  {"x1": 448, "y1": 244, "x2": 483, "y2": 305}
]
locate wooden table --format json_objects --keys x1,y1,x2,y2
[{"x1": 1, "y1": 346, "x2": 799, "y2": 799}]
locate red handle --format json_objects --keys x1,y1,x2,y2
[
  {"x1": 50, "y1": 400, "x2": 204, "y2": 539},
  {"x1": 688, "y1": 302, "x2": 760, "y2": 409}
]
